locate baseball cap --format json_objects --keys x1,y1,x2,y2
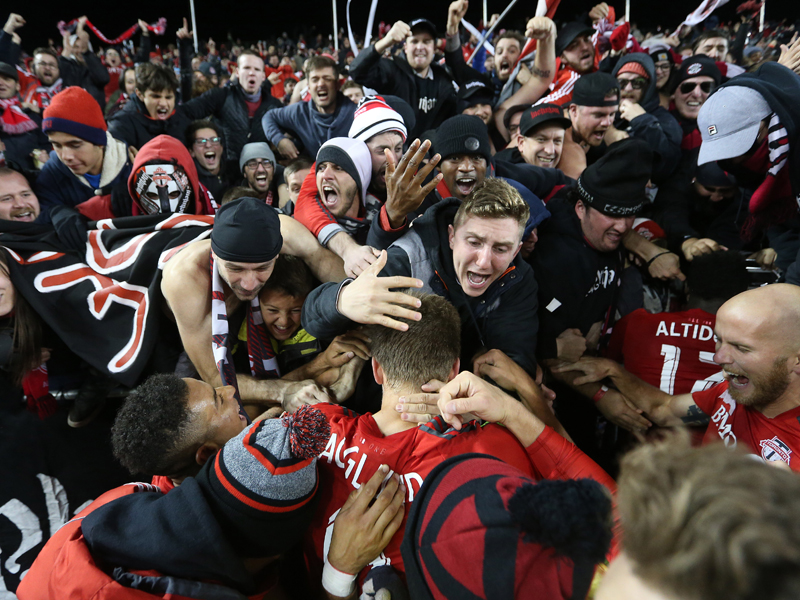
[
  {"x1": 0, "y1": 62, "x2": 18, "y2": 83},
  {"x1": 519, "y1": 104, "x2": 571, "y2": 137},
  {"x1": 457, "y1": 79, "x2": 494, "y2": 111},
  {"x1": 409, "y1": 18, "x2": 438, "y2": 39},
  {"x1": 697, "y1": 86, "x2": 772, "y2": 165},
  {"x1": 502, "y1": 103, "x2": 532, "y2": 132},
  {"x1": 571, "y1": 72, "x2": 620, "y2": 107},
  {"x1": 556, "y1": 22, "x2": 595, "y2": 56},
  {"x1": 674, "y1": 55, "x2": 721, "y2": 87}
]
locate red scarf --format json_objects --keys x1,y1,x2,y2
[
  {"x1": 0, "y1": 97, "x2": 38, "y2": 135},
  {"x1": 22, "y1": 365, "x2": 57, "y2": 420},
  {"x1": 57, "y1": 17, "x2": 166, "y2": 45}
]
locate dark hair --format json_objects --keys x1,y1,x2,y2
[
  {"x1": 111, "y1": 374, "x2": 196, "y2": 477},
  {"x1": 692, "y1": 29, "x2": 728, "y2": 54},
  {"x1": 686, "y1": 250, "x2": 748, "y2": 302},
  {"x1": 32, "y1": 47, "x2": 58, "y2": 62},
  {"x1": 284, "y1": 156, "x2": 313, "y2": 179},
  {"x1": 495, "y1": 31, "x2": 526, "y2": 50},
  {"x1": 221, "y1": 186, "x2": 258, "y2": 205},
  {"x1": 261, "y1": 254, "x2": 315, "y2": 299},
  {"x1": 136, "y1": 63, "x2": 179, "y2": 93},
  {"x1": 185, "y1": 119, "x2": 223, "y2": 149},
  {"x1": 0, "y1": 249, "x2": 42, "y2": 386},
  {"x1": 341, "y1": 80, "x2": 363, "y2": 92},
  {"x1": 367, "y1": 291, "x2": 461, "y2": 390},
  {"x1": 117, "y1": 66, "x2": 135, "y2": 93},
  {"x1": 304, "y1": 55, "x2": 337, "y2": 78}
]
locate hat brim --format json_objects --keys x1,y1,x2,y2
[
  {"x1": 557, "y1": 27, "x2": 595, "y2": 55},
  {"x1": 410, "y1": 22, "x2": 438, "y2": 39},
  {"x1": 520, "y1": 117, "x2": 572, "y2": 137},
  {"x1": 697, "y1": 120, "x2": 761, "y2": 165}
]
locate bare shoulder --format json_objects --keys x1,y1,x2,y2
[
  {"x1": 161, "y1": 239, "x2": 212, "y2": 303},
  {"x1": 278, "y1": 214, "x2": 313, "y2": 254}
]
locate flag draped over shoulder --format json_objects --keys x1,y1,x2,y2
[{"x1": 0, "y1": 214, "x2": 213, "y2": 387}]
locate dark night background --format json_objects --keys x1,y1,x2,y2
[{"x1": 4, "y1": 0, "x2": 797, "y2": 51}]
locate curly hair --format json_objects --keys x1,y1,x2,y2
[{"x1": 111, "y1": 374, "x2": 198, "y2": 478}]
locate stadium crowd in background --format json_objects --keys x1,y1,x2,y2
[{"x1": 1, "y1": 1, "x2": 800, "y2": 598}]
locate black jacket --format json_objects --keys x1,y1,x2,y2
[
  {"x1": 108, "y1": 94, "x2": 194, "y2": 151},
  {"x1": 303, "y1": 198, "x2": 539, "y2": 375},
  {"x1": 611, "y1": 54, "x2": 682, "y2": 184},
  {"x1": 183, "y1": 81, "x2": 282, "y2": 165},
  {"x1": 529, "y1": 192, "x2": 624, "y2": 360},
  {"x1": 58, "y1": 52, "x2": 110, "y2": 109},
  {"x1": 349, "y1": 44, "x2": 457, "y2": 140}
]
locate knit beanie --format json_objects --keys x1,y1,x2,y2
[
  {"x1": 617, "y1": 61, "x2": 649, "y2": 79},
  {"x1": 576, "y1": 138, "x2": 653, "y2": 216},
  {"x1": 211, "y1": 197, "x2": 283, "y2": 262},
  {"x1": 349, "y1": 95, "x2": 407, "y2": 143},
  {"x1": 42, "y1": 86, "x2": 108, "y2": 146},
  {"x1": 433, "y1": 115, "x2": 492, "y2": 163},
  {"x1": 674, "y1": 55, "x2": 721, "y2": 87},
  {"x1": 402, "y1": 454, "x2": 612, "y2": 600},
  {"x1": 239, "y1": 142, "x2": 276, "y2": 173},
  {"x1": 316, "y1": 137, "x2": 372, "y2": 203},
  {"x1": 196, "y1": 405, "x2": 331, "y2": 557}
]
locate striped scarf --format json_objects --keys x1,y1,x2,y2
[
  {"x1": 210, "y1": 256, "x2": 279, "y2": 421},
  {"x1": 25, "y1": 78, "x2": 63, "y2": 110},
  {"x1": 0, "y1": 97, "x2": 37, "y2": 135}
]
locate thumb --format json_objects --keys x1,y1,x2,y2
[
  {"x1": 367, "y1": 249, "x2": 387, "y2": 275},
  {"x1": 183, "y1": 17, "x2": 188, "y2": 29},
  {"x1": 328, "y1": 351, "x2": 354, "y2": 367}
]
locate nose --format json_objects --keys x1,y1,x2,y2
[
  {"x1": 240, "y1": 272, "x2": 259, "y2": 291},
  {"x1": 713, "y1": 345, "x2": 730, "y2": 366},
  {"x1": 474, "y1": 245, "x2": 492, "y2": 269},
  {"x1": 11, "y1": 195, "x2": 25, "y2": 207},
  {"x1": 543, "y1": 139, "x2": 555, "y2": 154}
]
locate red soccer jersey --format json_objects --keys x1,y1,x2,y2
[
  {"x1": 693, "y1": 382, "x2": 800, "y2": 470},
  {"x1": 607, "y1": 308, "x2": 724, "y2": 395},
  {"x1": 305, "y1": 403, "x2": 614, "y2": 589}
]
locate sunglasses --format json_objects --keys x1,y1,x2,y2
[
  {"x1": 194, "y1": 137, "x2": 222, "y2": 146},
  {"x1": 679, "y1": 81, "x2": 715, "y2": 95},
  {"x1": 617, "y1": 77, "x2": 648, "y2": 90}
]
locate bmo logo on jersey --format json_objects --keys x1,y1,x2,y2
[
  {"x1": 710, "y1": 393, "x2": 737, "y2": 448},
  {"x1": 760, "y1": 436, "x2": 792, "y2": 466}
]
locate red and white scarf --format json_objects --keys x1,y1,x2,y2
[
  {"x1": 210, "y1": 255, "x2": 279, "y2": 421},
  {"x1": 25, "y1": 78, "x2": 63, "y2": 110},
  {"x1": 0, "y1": 97, "x2": 38, "y2": 135},
  {"x1": 57, "y1": 17, "x2": 167, "y2": 45}
]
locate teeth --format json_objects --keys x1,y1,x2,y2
[{"x1": 467, "y1": 272, "x2": 488, "y2": 285}]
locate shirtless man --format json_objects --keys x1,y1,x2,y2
[{"x1": 162, "y1": 197, "x2": 346, "y2": 415}]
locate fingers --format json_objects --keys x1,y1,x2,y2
[
  {"x1": 349, "y1": 464, "x2": 390, "y2": 511},
  {"x1": 380, "y1": 275, "x2": 424, "y2": 290},
  {"x1": 365, "y1": 249, "x2": 388, "y2": 275}
]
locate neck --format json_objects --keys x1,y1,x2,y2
[
  {"x1": 414, "y1": 65, "x2": 431, "y2": 78},
  {"x1": 761, "y1": 385, "x2": 800, "y2": 419},
  {"x1": 372, "y1": 388, "x2": 422, "y2": 436},
  {"x1": 315, "y1": 99, "x2": 336, "y2": 115},
  {"x1": 88, "y1": 149, "x2": 105, "y2": 176}
]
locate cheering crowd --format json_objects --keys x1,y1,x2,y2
[{"x1": 1, "y1": 1, "x2": 800, "y2": 598}]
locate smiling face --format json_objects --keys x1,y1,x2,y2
[
  {"x1": 286, "y1": 167, "x2": 311, "y2": 203},
  {"x1": 672, "y1": 75, "x2": 715, "y2": 121},
  {"x1": 138, "y1": 88, "x2": 176, "y2": 120},
  {"x1": 575, "y1": 200, "x2": 633, "y2": 252},
  {"x1": 238, "y1": 54, "x2": 266, "y2": 95},
  {"x1": 462, "y1": 102, "x2": 493, "y2": 126},
  {"x1": 448, "y1": 216, "x2": 522, "y2": 297},
  {"x1": 0, "y1": 265, "x2": 14, "y2": 317},
  {"x1": 123, "y1": 69, "x2": 136, "y2": 95},
  {"x1": 33, "y1": 52, "x2": 60, "y2": 86},
  {"x1": 47, "y1": 131, "x2": 105, "y2": 176},
  {"x1": 243, "y1": 157, "x2": 275, "y2": 197},
  {"x1": 518, "y1": 124, "x2": 565, "y2": 169},
  {"x1": 617, "y1": 72, "x2": 648, "y2": 104},
  {"x1": 214, "y1": 254, "x2": 277, "y2": 301},
  {"x1": 654, "y1": 60, "x2": 671, "y2": 90},
  {"x1": 561, "y1": 34, "x2": 595, "y2": 74},
  {"x1": 316, "y1": 162, "x2": 359, "y2": 218},
  {"x1": 308, "y1": 67, "x2": 338, "y2": 112},
  {"x1": 190, "y1": 127, "x2": 223, "y2": 176},
  {"x1": 694, "y1": 36, "x2": 728, "y2": 61},
  {"x1": 366, "y1": 131, "x2": 403, "y2": 193},
  {"x1": 404, "y1": 32, "x2": 435, "y2": 73},
  {"x1": 494, "y1": 37, "x2": 522, "y2": 82},
  {"x1": 439, "y1": 154, "x2": 487, "y2": 200},
  {"x1": 0, "y1": 171, "x2": 40, "y2": 222},
  {"x1": 184, "y1": 379, "x2": 247, "y2": 448},
  {"x1": 569, "y1": 102, "x2": 618, "y2": 147},
  {"x1": 259, "y1": 289, "x2": 305, "y2": 341}
]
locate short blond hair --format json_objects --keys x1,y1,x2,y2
[{"x1": 453, "y1": 177, "x2": 529, "y2": 239}]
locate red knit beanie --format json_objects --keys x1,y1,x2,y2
[
  {"x1": 617, "y1": 61, "x2": 649, "y2": 80},
  {"x1": 42, "y1": 87, "x2": 108, "y2": 146}
]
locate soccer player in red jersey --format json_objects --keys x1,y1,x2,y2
[
  {"x1": 555, "y1": 283, "x2": 800, "y2": 471},
  {"x1": 607, "y1": 251, "x2": 748, "y2": 394},
  {"x1": 306, "y1": 291, "x2": 614, "y2": 596}
]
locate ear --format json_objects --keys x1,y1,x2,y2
[
  {"x1": 135, "y1": 88, "x2": 145, "y2": 102},
  {"x1": 448, "y1": 224, "x2": 455, "y2": 250},
  {"x1": 372, "y1": 357, "x2": 384, "y2": 385},
  {"x1": 446, "y1": 358, "x2": 461, "y2": 383},
  {"x1": 195, "y1": 443, "x2": 219, "y2": 466},
  {"x1": 516, "y1": 133, "x2": 525, "y2": 149},
  {"x1": 575, "y1": 199, "x2": 587, "y2": 220}
]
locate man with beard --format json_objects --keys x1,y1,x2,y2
[
  {"x1": 183, "y1": 50, "x2": 282, "y2": 171},
  {"x1": 24, "y1": 49, "x2": 63, "y2": 110},
  {"x1": 0, "y1": 166, "x2": 39, "y2": 222},
  {"x1": 263, "y1": 55, "x2": 356, "y2": 159},
  {"x1": 559, "y1": 72, "x2": 619, "y2": 179},
  {"x1": 537, "y1": 20, "x2": 599, "y2": 106},
  {"x1": 349, "y1": 18, "x2": 457, "y2": 140},
  {"x1": 186, "y1": 120, "x2": 230, "y2": 200},
  {"x1": 555, "y1": 284, "x2": 800, "y2": 471},
  {"x1": 161, "y1": 197, "x2": 346, "y2": 418},
  {"x1": 238, "y1": 142, "x2": 286, "y2": 208}
]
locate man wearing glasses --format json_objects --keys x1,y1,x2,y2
[
  {"x1": 610, "y1": 53, "x2": 682, "y2": 183},
  {"x1": 186, "y1": 120, "x2": 231, "y2": 200},
  {"x1": 238, "y1": 142, "x2": 287, "y2": 208}
]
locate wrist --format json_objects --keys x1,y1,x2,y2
[
  {"x1": 322, "y1": 560, "x2": 357, "y2": 598},
  {"x1": 592, "y1": 384, "x2": 609, "y2": 403}
]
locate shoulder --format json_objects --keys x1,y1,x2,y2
[{"x1": 161, "y1": 240, "x2": 211, "y2": 296}]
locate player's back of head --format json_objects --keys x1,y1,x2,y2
[{"x1": 368, "y1": 291, "x2": 460, "y2": 390}]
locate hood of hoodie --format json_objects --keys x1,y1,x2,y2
[
  {"x1": 127, "y1": 134, "x2": 203, "y2": 215},
  {"x1": 540, "y1": 191, "x2": 586, "y2": 244},
  {"x1": 81, "y1": 477, "x2": 255, "y2": 593},
  {"x1": 612, "y1": 53, "x2": 658, "y2": 113}
]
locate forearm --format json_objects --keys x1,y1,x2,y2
[
  {"x1": 515, "y1": 377, "x2": 572, "y2": 441},
  {"x1": 501, "y1": 398, "x2": 546, "y2": 447},
  {"x1": 601, "y1": 360, "x2": 677, "y2": 422},
  {"x1": 328, "y1": 231, "x2": 360, "y2": 259},
  {"x1": 546, "y1": 361, "x2": 605, "y2": 400},
  {"x1": 622, "y1": 228, "x2": 661, "y2": 261},
  {"x1": 373, "y1": 37, "x2": 393, "y2": 55}
]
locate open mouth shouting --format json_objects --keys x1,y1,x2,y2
[
  {"x1": 498, "y1": 59, "x2": 512, "y2": 78},
  {"x1": 465, "y1": 271, "x2": 491, "y2": 291},
  {"x1": 321, "y1": 183, "x2": 341, "y2": 210},
  {"x1": 203, "y1": 150, "x2": 219, "y2": 169},
  {"x1": 454, "y1": 175, "x2": 477, "y2": 197},
  {"x1": 155, "y1": 106, "x2": 171, "y2": 120},
  {"x1": 724, "y1": 369, "x2": 750, "y2": 391},
  {"x1": 316, "y1": 87, "x2": 330, "y2": 103}
]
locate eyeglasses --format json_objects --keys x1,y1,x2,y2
[
  {"x1": 679, "y1": 81, "x2": 715, "y2": 95},
  {"x1": 244, "y1": 158, "x2": 273, "y2": 170},
  {"x1": 654, "y1": 63, "x2": 671, "y2": 72},
  {"x1": 194, "y1": 137, "x2": 222, "y2": 146},
  {"x1": 617, "y1": 77, "x2": 648, "y2": 90}
]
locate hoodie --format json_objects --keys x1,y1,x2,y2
[
  {"x1": 76, "y1": 134, "x2": 215, "y2": 220},
  {"x1": 611, "y1": 53, "x2": 682, "y2": 183},
  {"x1": 108, "y1": 93, "x2": 194, "y2": 151},
  {"x1": 302, "y1": 198, "x2": 539, "y2": 375}
]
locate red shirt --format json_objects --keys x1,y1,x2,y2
[
  {"x1": 607, "y1": 308, "x2": 724, "y2": 395},
  {"x1": 305, "y1": 404, "x2": 614, "y2": 587},
  {"x1": 693, "y1": 382, "x2": 800, "y2": 470}
]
